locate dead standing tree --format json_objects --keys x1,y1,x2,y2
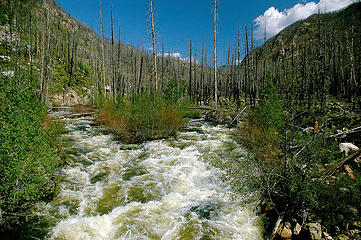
[
  {"x1": 213, "y1": 0, "x2": 218, "y2": 106},
  {"x1": 149, "y1": 0, "x2": 158, "y2": 92},
  {"x1": 99, "y1": 0, "x2": 106, "y2": 98}
]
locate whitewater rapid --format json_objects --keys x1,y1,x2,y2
[{"x1": 34, "y1": 113, "x2": 262, "y2": 239}]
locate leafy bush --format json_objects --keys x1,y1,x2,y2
[
  {"x1": 0, "y1": 75, "x2": 63, "y2": 230},
  {"x1": 96, "y1": 93, "x2": 184, "y2": 143},
  {"x1": 257, "y1": 84, "x2": 286, "y2": 131},
  {"x1": 161, "y1": 77, "x2": 186, "y2": 104},
  {"x1": 238, "y1": 84, "x2": 361, "y2": 237}
]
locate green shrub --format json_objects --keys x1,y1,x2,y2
[
  {"x1": 0, "y1": 75, "x2": 63, "y2": 230},
  {"x1": 238, "y1": 84, "x2": 361, "y2": 237},
  {"x1": 257, "y1": 84, "x2": 286, "y2": 131},
  {"x1": 96, "y1": 93, "x2": 184, "y2": 143}
]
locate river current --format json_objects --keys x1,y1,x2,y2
[{"x1": 33, "y1": 112, "x2": 262, "y2": 239}]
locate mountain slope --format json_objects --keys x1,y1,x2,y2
[
  {"x1": 229, "y1": 2, "x2": 360, "y2": 110},
  {"x1": 0, "y1": 0, "x2": 202, "y2": 106}
]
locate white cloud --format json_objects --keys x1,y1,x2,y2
[
  {"x1": 254, "y1": 0, "x2": 355, "y2": 40},
  {"x1": 181, "y1": 57, "x2": 199, "y2": 64},
  {"x1": 158, "y1": 52, "x2": 199, "y2": 63},
  {"x1": 159, "y1": 52, "x2": 182, "y2": 58}
]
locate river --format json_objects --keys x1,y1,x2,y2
[{"x1": 32, "y1": 112, "x2": 262, "y2": 239}]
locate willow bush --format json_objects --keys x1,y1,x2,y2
[
  {"x1": 0, "y1": 74, "x2": 64, "y2": 231},
  {"x1": 96, "y1": 93, "x2": 185, "y2": 144}
]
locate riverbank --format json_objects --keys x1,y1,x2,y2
[
  {"x1": 0, "y1": 76, "x2": 68, "y2": 235},
  {"x1": 232, "y1": 99, "x2": 361, "y2": 240}
]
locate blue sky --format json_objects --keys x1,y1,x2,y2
[{"x1": 56, "y1": 0, "x2": 354, "y2": 65}]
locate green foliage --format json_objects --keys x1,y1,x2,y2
[
  {"x1": 96, "y1": 93, "x2": 184, "y2": 143},
  {"x1": 257, "y1": 84, "x2": 286, "y2": 131},
  {"x1": 161, "y1": 77, "x2": 186, "y2": 104},
  {"x1": 238, "y1": 83, "x2": 361, "y2": 236},
  {"x1": 316, "y1": 174, "x2": 361, "y2": 232},
  {"x1": 0, "y1": 74, "x2": 63, "y2": 230}
]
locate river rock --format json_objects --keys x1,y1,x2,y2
[
  {"x1": 277, "y1": 222, "x2": 293, "y2": 239},
  {"x1": 119, "y1": 144, "x2": 141, "y2": 150},
  {"x1": 306, "y1": 223, "x2": 322, "y2": 240},
  {"x1": 293, "y1": 223, "x2": 302, "y2": 236},
  {"x1": 339, "y1": 143, "x2": 359, "y2": 156}
]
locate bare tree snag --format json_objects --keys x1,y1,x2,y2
[
  {"x1": 99, "y1": 0, "x2": 106, "y2": 98},
  {"x1": 213, "y1": 0, "x2": 218, "y2": 106},
  {"x1": 149, "y1": 0, "x2": 158, "y2": 92},
  {"x1": 189, "y1": 39, "x2": 192, "y2": 100}
]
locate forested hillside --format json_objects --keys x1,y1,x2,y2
[
  {"x1": 0, "y1": 0, "x2": 221, "y2": 106},
  {"x1": 220, "y1": 2, "x2": 361, "y2": 110},
  {"x1": 231, "y1": 3, "x2": 361, "y2": 239},
  {"x1": 0, "y1": 0, "x2": 360, "y2": 239}
]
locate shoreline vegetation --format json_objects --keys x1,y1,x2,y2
[
  {"x1": 0, "y1": 0, "x2": 360, "y2": 239},
  {"x1": 95, "y1": 94, "x2": 188, "y2": 144},
  {"x1": 234, "y1": 91, "x2": 361, "y2": 240},
  {"x1": 0, "y1": 74, "x2": 67, "y2": 235}
]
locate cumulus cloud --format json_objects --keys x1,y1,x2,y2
[
  {"x1": 158, "y1": 52, "x2": 199, "y2": 63},
  {"x1": 254, "y1": 0, "x2": 355, "y2": 40},
  {"x1": 159, "y1": 52, "x2": 182, "y2": 58}
]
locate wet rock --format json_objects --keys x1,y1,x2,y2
[
  {"x1": 189, "y1": 200, "x2": 220, "y2": 220},
  {"x1": 306, "y1": 223, "x2": 322, "y2": 240},
  {"x1": 339, "y1": 143, "x2": 359, "y2": 156},
  {"x1": 280, "y1": 222, "x2": 293, "y2": 239},
  {"x1": 119, "y1": 144, "x2": 141, "y2": 150},
  {"x1": 277, "y1": 222, "x2": 292, "y2": 239}
]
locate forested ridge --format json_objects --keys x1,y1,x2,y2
[{"x1": 0, "y1": 0, "x2": 360, "y2": 239}]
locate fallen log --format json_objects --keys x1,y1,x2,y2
[
  {"x1": 229, "y1": 106, "x2": 247, "y2": 126},
  {"x1": 324, "y1": 149, "x2": 361, "y2": 179},
  {"x1": 328, "y1": 126, "x2": 361, "y2": 138},
  {"x1": 66, "y1": 112, "x2": 96, "y2": 118},
  {"x1": 187, "y1": 106, "x2": 212, "y2": 110}
]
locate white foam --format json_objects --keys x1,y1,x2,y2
[{"x1": 37, "y1": 117, "x2": 262, "y2": 239}]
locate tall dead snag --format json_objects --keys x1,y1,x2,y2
[
  {"x1": 67, "y1": 34, "x2": 78, "y2": 88},
  {"x1": 111, "y1": 5, "x2": 116, "y2": 98},
  {"x1": 236, "y1": 26, "x2": 241, "y2": 107},
  {"x1": 40, "y1": 8, "x2": 50, "y2": 103},
  {"x1": 138, "y1": 56, "x2": 144, "y2": 94},
  {"x1": 149, "y1": 0, "x2": 158, "y2": 92},
  {"x1": 213, "y1": 0, "x2": 218, "y2": 106},
  {"x1": 189, "y1": 40, "x2": 192, "y2": 100},
  {"x1": 117, "y1": 25, "x2": 122, "y2": 96},
  {"x1": 200, "y1": 43, "x2": 205, "y2": 104},
  {"x1": 99, "y1": 0, "x2": 106, "y2": 98},
  {"x1": 244, "y1": 26, "x2": 249, "y2": 105}
]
